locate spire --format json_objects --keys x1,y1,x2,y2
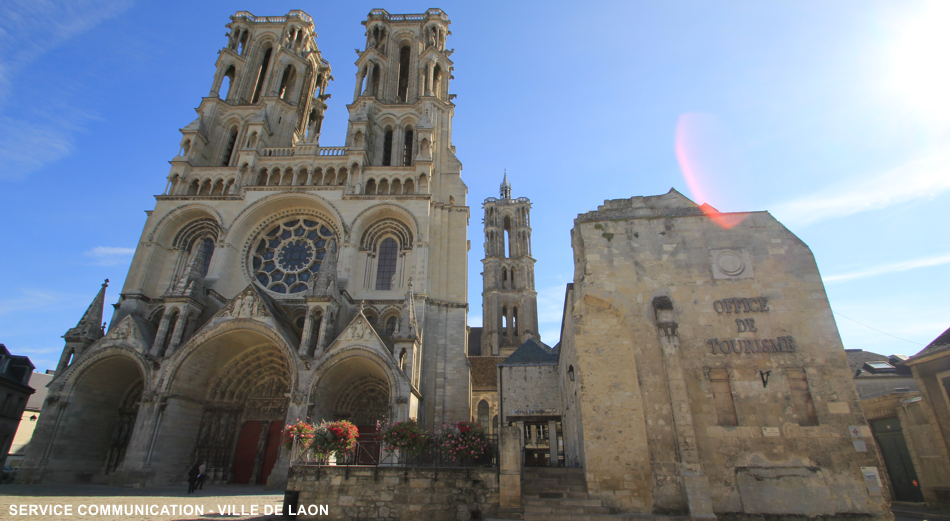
[
  {"x1": 169, "y1": 244, "x2": 207, "y2": 298},
  {"x1": 308, "y1": 239, "x2": 338, "y2": 297},
  {"x1": 500, "y1": 170, "x2": 511, "y2": 199},
  {"x1": 64, "y1": 280, "x2": 109, "y2": 342},
  {"x1": 394, "y1": 278, "x2": 418, "y2": 339}
]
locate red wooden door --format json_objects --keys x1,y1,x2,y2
[
  {"x1": 232, "y1": 421, "x2": 261, "y2": 484},
  {"x1": 258, "y1": 421, "x2": 283, "y2": 484},
  {"x1": 356, "y1": 425, "x2": 379, "y2": 465}
]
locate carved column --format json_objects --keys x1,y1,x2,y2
[
  {"x1": 354, "y1": 68, "x2": 366, "y2": 101},
  {"x1": 316, "y1": 310, "x2": 332, "y2": 353},
  {"x1": 181, "y1": 311, "x2": 199, "y2": 344},
  {"x1": 165, "y1": 313, "x2": 188, "y2": 356},
  {"x1": 298, "y1": 310, "x2": 315, "y2": 357}
]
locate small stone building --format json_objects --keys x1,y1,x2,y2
[
  {"x1": 498, "y1": 190, "x2": 894, "y2": 518},
  {"x1": 902, "y1": 327, "x2": 950, "y2": 507}
]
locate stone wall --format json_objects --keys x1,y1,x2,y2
[
  {"x1": 499, "y1": 365, "x2": 560, "y2": 417},
  {"x1": 287, "y1": 465, "x2": 499, "y2": 520},
  {"x1": 562, "y1": 191, "x2": 891, "y2": 518}
]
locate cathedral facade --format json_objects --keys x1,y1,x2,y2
[{"x1": 21, "y1": 8, "x2": 470, "y2": 487}]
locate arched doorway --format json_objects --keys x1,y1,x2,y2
[
  {"x1": 155, "y1": 327, "x2": 292, "y2": 485},
  {"x1": 310, "y1": 354, "x2": 393, "y2": 464},
  {"x1": 49, "y1": 355, "x2": 144, "y2": 482}
]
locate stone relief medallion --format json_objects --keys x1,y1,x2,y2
[
  {"x1": 248, "y1": 217, "x2": 335, "y2": 294},
  {"x1": 709, "y1": 248, "x2": 754, "y2": 280},
  {"x1": 716, "y1": 250, "x2": 745, "y2": 275}
]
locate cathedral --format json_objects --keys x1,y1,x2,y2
[
  {"x1": 22, "y1": 8, "x2": 470, "y2": 488},
  {"x1": 22, "y1": 8, "x2": 893, "y2": 519}
]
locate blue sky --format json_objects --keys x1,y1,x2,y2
[{"x1": 1, "y1": 1, "x2": 948, "y2": 372}]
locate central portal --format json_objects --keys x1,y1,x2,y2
[{"x1": 310, "y1": 355, "x2": 393, "y2": 464}]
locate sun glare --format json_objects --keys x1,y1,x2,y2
[{"x1": 890, "y1": 2, "x2": 950, "y2": 120}]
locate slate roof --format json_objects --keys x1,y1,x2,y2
[
  {"x1": 499, "y1": 338, "x2": 558, "y2": 366},
  {"x1": 845, "y1": 349, "x2": 912, "y2": 376},
  {"x1": 845, "y1": 349, "x2": 891, "y2": 375},
  {"x1": 469, "y1": 356, "x2": 505, "y2": 390},
  {"x1": 909, "y1": 326, "x2": 950, "y2": 362}
]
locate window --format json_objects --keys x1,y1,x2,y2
[
  {"x1": 251, "y1": 47, "x2": 272, "y2": 104},
  {"x1": 200, "y1": 237, "x2": 215, "y2": 276},
  {"x1": 403, "y1": 129, "x2": 413, "y2": 166},
  {"x1": 385, "y1": 316, "x2": 398, "y2": 336},
  {"x1": 221, "y1": 127, "x2": 238, "y2": 166},
  {"x1": 786, "y1": 368, "x2": 818, "y2": 426},
  {"x1": 501, "y1": 306, "x2": 508, "y2": 336},
  {"x1": 278, "y1": 65, "x2": 297, "y2": 101},
  {"x1": 375, "y1": 238, "x2": 398, "y2": 290},
  {"x1": 709, "y1": 369, "x2": 738, "y2": 427},
  {"x1": 250, "y1": 218, "x2": 335, "y2": 294},
  {"x1": 477, "y1": 400, "x2": 490, "y2": 431},
  {"x1": 382, "y1": 129, "x2": 393, "y2": 166},
  {"x1": 219, "y1": 65, "x2": 235, "y2": 99},
  {"x1": 397, "y1": 46, "x2": 410, "y2": 102},
  {"x1": 503, "y1": 216, "x2": 512, "y2": 258}
]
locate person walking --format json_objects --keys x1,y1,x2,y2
[
  {"x1": 187, "y1": 463, "x2": 200, "y2": 494},
  {"x1": 197, "y1": 461, "x2": 208, "y2": 490}
]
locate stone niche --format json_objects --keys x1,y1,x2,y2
[
  {"x1": 287, "y1": 466, "x2": 499, "y2": 520},
  {"x1": 734, "y1": 466, "x2": 833, "y2": 515}
]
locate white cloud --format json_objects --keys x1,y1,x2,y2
[
  {"x1": 0, "y1": 0, "x2": 132, "y2": 178},
  {"x1": 84, "y1": 246, "x2": 135, "y2": 266},
  {"x1": 824, "y1": 252, "x2": 950, "y2": 284},
  {"x1": 0, "y1": 289, "x2": 68, "y2": 315},
  {"x1": 771, "y1": 150, "x2": 950, "y2": 228}
]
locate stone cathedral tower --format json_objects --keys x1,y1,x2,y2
[
  {"x1": 22, "y1": 9, "x2": 471, "y2": 489},
  {"x1": 481, "y1": 174, "x2": 539, "y2": 357}
]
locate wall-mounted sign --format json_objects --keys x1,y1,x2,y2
[
  {"x1": 509, "y1": 408, "x2": 559, "y2": 416},
  {"x1": 861, "y1": 467, "x2": 882, "y2": 497},
  {"x1": 708, "y1": 336, "x2": 797, "y2": 355},
  {"x1": 762, "y1": 427, "x2": 780, "y2": 437}
]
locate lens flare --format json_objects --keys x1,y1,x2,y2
[{"x1": 675, "y1": 113, "x2": 749, "y2": 229}]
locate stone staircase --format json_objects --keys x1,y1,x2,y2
[
  {"x1": 498, "y1": 467, "x2": 689, "y2": 521},
  {"x1": 520, "y1": 467, "x2": 612, "y2": 520}
]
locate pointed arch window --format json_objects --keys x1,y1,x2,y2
[
  {"x1": 200, "y1": 237, "x2": 215, "y2": 276},
  {"x1": 251, "y1": 46, "x2": 273, "y2": 104},
  {"x1": 385, "y1": 316, "x2": 398, "y2": 336},
  {"x1": 403, "y1": 128, "x2": 414, "y2": 166},
  {"x1": 398, "y1": 46, "x2": 411, "y2": 102},
  {"x1": 382, "y1": 129, "x2": 393, "y2": 166},
  {"x1": 477, "y1": 400, "x2": 490, "y2": 431},
  {"x1": 278, "y1": 65, "x2": 297, "y2": 101},
  {"x1": 221, "y1": 126, "x2": 238, "y2": 166},
  {"x1": 375, "y1": 238, "x2": 398, "y2": 290}
]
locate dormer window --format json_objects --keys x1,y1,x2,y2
[{"x1": 864, "y1": 361, "x2": 896, "y2": 374}]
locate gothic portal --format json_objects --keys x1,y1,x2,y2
[{"x1": 21, "y1": 8, "x2": 470, "y2": 488}]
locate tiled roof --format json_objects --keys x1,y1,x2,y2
[
  {"x1": 469, "y1": 356, "x2": 505, "y2": 390},
  {"x1": 909, "y1": 326, "x2": 950, "y2": 362}
]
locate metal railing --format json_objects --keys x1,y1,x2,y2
[{"x1": 290, "y1": 434, "x2": 498, "y2": 468}]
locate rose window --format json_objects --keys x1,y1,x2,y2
[{"x1": 250, "y1": 219, "x2": 334, "y2": 294}]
